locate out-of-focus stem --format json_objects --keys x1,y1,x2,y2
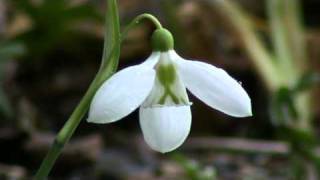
[
  {"x1": 209, "y1": 0, "x2": 312, "y2": 131},
  {"x1": 267, "y1": 0, "x2": 311, "y2": 130},
  {"x1": 284, "y1": 0, "x2": 307, "y2": 72},
  {"x1": 284, "y1": 0, "x2": 311, "y2": 131},
  {"x1": 267, "y1": 0, "x2": 298, "y2": 87},
  {"x1": 207, "y1": 0, "x2": 281, "y2": 92}
]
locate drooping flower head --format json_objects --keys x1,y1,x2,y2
[{"x1": 88, "y1": 28, "x2": 252, "y2": 153}]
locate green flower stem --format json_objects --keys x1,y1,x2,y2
[
  {"x1": 34, "y1": 49, "x2": 120, "y2": 180},
  {"x1": 121, "y1": 13, "x2": 163, "y2": 42},
  {"x1": 35, "y1": 0, "x2": 121, "y2": 178},
  {"x1": 34, "y1": 9, "x2": 165, "y2": 180},
  {"x1": 34, "y1": 76, "x2": 102, "y2": 180}
]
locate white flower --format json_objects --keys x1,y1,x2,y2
[{"x1": 87, "y1": 29, "x2": 252, "y2": 153}]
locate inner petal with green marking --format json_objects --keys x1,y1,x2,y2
[{"x1": 142, "y1": 53, "x2": 191, "y2": 108}]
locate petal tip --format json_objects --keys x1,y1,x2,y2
[
  {"x1": 86, "y1": 117, "x2": 93, "y2": 123},
  {"x1": 86, "y1": 116, "x2": 101, "y2": 124},
  {"x1": 248, "y1": 107, "x2": 253, "y2": 116},
  {"x1": 150, "y1": 144, "x2": 180, "y2": 153},
  {"x1": 86, "y1": 112, "x2": 117, "y2": 124},
  {"x1": 236, "y1": 99, "x2": 253, "y2": 118},
  {"x1": 86, "y1": 114, "x2": 100, "y2": 123},
  {"x1": 139, "y1": 106, "x2": 191, "y2": 153},
  {"x1": 226, "y1": 97, "x2": 252, "y2": 118},
  {"x1": 86, "y1": 109, "x2": 103, "y2": 124},
  {"x1": 238, "y1": 103, "x2": 253, "y2": 118},
  {"x1": 243, "y1": 97, "x2": 253, "y2": 117},
  {"x1": 244, "y1": 107, "x2": 253, "y2": 117}
]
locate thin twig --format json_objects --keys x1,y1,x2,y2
[{"x1": 185, "y1": 137, "x2": 290, "y2": 155}]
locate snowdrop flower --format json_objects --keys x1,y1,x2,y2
[{"x1": 88, "y1": 28, "x2": 252, "y2": 153}]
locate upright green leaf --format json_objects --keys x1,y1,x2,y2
[
  {"x1": 98, "y1": 0, "x2": 121, "y2": 83},
  {"x1": 34, "y1": 1, "x2": 121, "y2": 178}
]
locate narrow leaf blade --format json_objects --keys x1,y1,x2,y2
[{"x1": 100, "y1": 0, "x2": 120, "y2": 75}]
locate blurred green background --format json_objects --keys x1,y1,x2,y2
[{"x1": 0, "y1": 0, "x2": 320, "y2": 179}]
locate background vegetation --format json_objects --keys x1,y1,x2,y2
[{"x1": 0, "y1": 0, "x2": 320, "y2": 179}]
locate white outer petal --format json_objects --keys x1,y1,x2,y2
[
  {"x1": 141, "y1": 51, "x2": 161, "y2": 68},
  {"x1": 139, "y1": 106, "x2": 191, "y2": 153},
  {"x1": 87, "y1": 58, "x2": 158, "y2": 123},
  {"x1": 172, "y1": 52, "x2": 252, "y2": 117}
]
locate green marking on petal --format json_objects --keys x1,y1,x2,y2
[
  {"x1": 158, "y1": 87, "x2": 180, "y2": 105},
  {"x1": 142, "y1": 52, "x2": 190, "y2": 108},
  {"x1": 157, "y1": 64, "x2": 176, "y2": 85},
  {"x1": 158, "y1": 92, "x2": 168, "y2": 105},
  {"x1": 179, "y1": 97, "x2": 188, "y2": 104},
  {"x1": 167, "y1": 89, "x2": 180, "y2": 104}
]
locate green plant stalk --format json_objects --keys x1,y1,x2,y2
[
  {"x1": 34, "y1": 75, "x2": 104, "y2": 179},
  {"x1": 208, "y1": 0, "x2": 281, "y2": 92},
  {"x1": 34, "y1": 9, "x2": 165, "y2": 179},
  {"x1": 35, "y1": 0, "x2": 121, "y2": 179}
]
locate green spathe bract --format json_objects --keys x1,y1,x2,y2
[{"x1": 151, "y1": 28, "x2": 174, "y2": 52}]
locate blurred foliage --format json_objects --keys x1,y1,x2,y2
[
  {"x1": 34, "y1": 0, "x2": 120, "y2": 178},
  {"x1": 208, "y1": 0, "x2": 320, "y2": 177},
  {"x1": 11, "y1": 0, "x2": 103, "y2": 58},
  {"x1": 270, "y1": 71, "x2": 320, "y2": 128},
  {"x1": 270, "y1": 87, "x2": 298, "y2": 127},
  {"x1": 294, "y1": 72, "x2": 320, "y2": 92},
  {"x1": 172, "y1": 154, "x2": 217, "y2": 180},
  {"x1": 0, "y1": 41, "x2": 25, "y2": 61},
  {"x1": 0, "y1": 41, "x2": 25, "y2": 118},
  {"x1": 0, "y1": 0, "x2": 319, "y2": 179}
]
